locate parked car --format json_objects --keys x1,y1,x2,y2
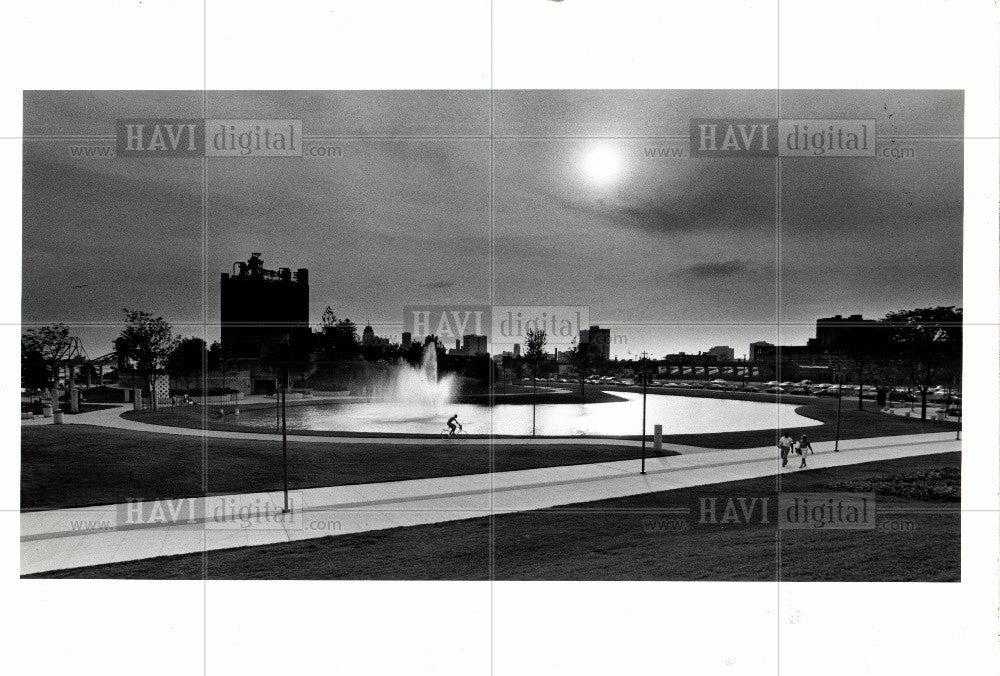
[
  {"x1": 765, "y1": 386, "x2": 787, "y2": 394},
  {"x1": 742, "y1": 385, "x2": 760, "y2": 392}
]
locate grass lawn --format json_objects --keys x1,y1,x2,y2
[
  {"x1": 20, "y1": 425, "x2": 675, "y2": 510},
  {"x1": 27, "y1": 452, "x2": 960, "y2": 581},
  {"x1": 23, "y1": 387, "x2": 958, "y2": 510}
]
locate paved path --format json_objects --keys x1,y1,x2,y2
[{"x1": 20, "y1": 431, "x2": 959, "y2": 575}]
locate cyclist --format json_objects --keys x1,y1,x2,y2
[{"x1": 446, "y1": 413, "x2": 463, "y2": 437}]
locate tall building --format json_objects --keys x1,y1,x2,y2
[
  {"x1": 513, "y1": 343, "x2": 521, "y2": 357},
  {"x1": 463, "y1": 334, "x2": 488, "y2": 356},
  {"x1": 450, "y1": 334, "x2": 489, "y2": 357},
  {"x1": 220, "y1": 253, "x2": 309, "y2": 362},
  {"x1": 707, "y1": 345, "x2": 735, "y2": 361},
  {"x1": 401, "y1": 332, "x2": 412, "y2": 350},
  {"x1": 580, "y1": 325, "x2": 611, "y2": 360}
]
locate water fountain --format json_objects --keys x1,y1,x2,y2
[
  {"x1": 236, "y1": 344, "x2": 820, "y2": 435},
  {"x1": 373, "y1": 343, "x2": 456, "y2": 410}
]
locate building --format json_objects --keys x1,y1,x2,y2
[
  {"x1": 449, "y1": 334, "x2": 489, "y2": 357},
  {"x1": 401, "y1": 332, "x2": 412, "y2": 350},
  {"x1": 749, "y1": 341, "x2": 774, "y2": 363},
  {"x1": 706, "y1": 345, "x2": 735, "y2": 362},
  {"x1": 663, "y1": 351, "x2": 718, "y2": 365},
  {"x1": 220, "y1": 253, "x2": 309, "y2": 392},
  {"x1": 579, "y1": 325, "x2": 611, "y2": 360},
  {"x1": 513, "y1": 343, "x2": 521, "y2": 357},
  {"x1": 464, "y1": 334, "x2": 488, "y2": 356},
  {"x1": 814, "y1": 314, "x2": 879, "y2": 352},
  {"x1": 361, "y1": 324, "x2": 389, "y2": 347},
  {"x1": 750, "y1": 315, "x2": 880, "y2": 365}
]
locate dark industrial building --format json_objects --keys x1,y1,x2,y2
[
  {"x1": 748, "y1": 314, "x2": 886, "y2": 376},
  {"x1": 220, "y1": 253, "x2": 310, "y2": 393},
  {"x1": 579, "y1": 325, "x2": 612, "y2": 361}
]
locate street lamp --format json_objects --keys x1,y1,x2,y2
[
  {"x1": 281, "y1": 365, "x2": 289, "y2": 512},
  {"x1": 834, "y1": 372, "x2": 843, "y2": 452},
  {"x1": 640, "y1": 351, "x2": 648, "y2": 474}
]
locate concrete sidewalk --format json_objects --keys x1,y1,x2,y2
[{"x1": 21, "y1": 431, "x2": 959, "y2": 575}]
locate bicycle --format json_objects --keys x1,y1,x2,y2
[{"x1": 439, "y1": 426, "x2": 468, "y2": 439}]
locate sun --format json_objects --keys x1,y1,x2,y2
[{"x1": 582, "y1": 146, "x2": 621, "y2": 183}]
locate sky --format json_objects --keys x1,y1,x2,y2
[{"x1": 22, "y1": 90, "x2": 963, "y2": 359}]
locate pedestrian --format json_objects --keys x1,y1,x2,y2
[
  {"x1": 799, "y1": 434, "x2": 814, "y2": 454},
  {"x1": 778, "y1": 431, "x2": 794, "y2": 467},
  {"x1": 793, "y1": 436, "x2": 810, "y2": 468}
]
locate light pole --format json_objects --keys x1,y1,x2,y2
[
  {"x1": 834, "y1": 373, "x2": 843, "y2": 452},
  {"x1": 281, "y1": 366, "x2": 289, "y2": 513},
  {"x1": 531, "y1": 362, "x2": 537, "y2": 437},
  {"x1": 641, "y1": 351, "x2": 648, "y2": 474}
]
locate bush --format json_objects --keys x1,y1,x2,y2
[{"x1": 826, "y1": 467, "x2": 960, "y2": 502}]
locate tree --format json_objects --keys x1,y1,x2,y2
[
  {"x1": 524, "y1": 328, "x2": 547, "y2": 436},
  {"x1": 22, "y1": 324, "x2": 74, "y2": 407},
  {"x1": 566, "y1": 338, "x2": 595, "y2": 400},
  {"x1": 117, "y1": 309, "x2": 179, "y2": 410},
  {"x1": 207, "y1": 340, "x2": 233, "y2": 388},
  {"x1": 166, "y1": 337, "x2": 207, "y2": 390},
  {"x1": 331, "y1": 319, "x2": 360, "y2": 359},
  {"x1": 524, "y1": 328, "x2": 547, "y2": 362},
  {"x1": 882, "y1": 306, "x2": 962, "y2": 420},
  {"x1": 321, "y1": 306, "x2": 337, "y2": 331},
  {"x1": 317, "y1": 309, "x2": 361, "y2": 361},
  {"x1": 837, "y1": 323, "x2": 894, "y2": 411},
  {"x1": 261, "y1": 326, "x2": 315, "y2": 390}
]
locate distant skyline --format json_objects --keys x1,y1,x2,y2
[{"x1": 22, "y1": 90, "x2": 963, "y2": 359}]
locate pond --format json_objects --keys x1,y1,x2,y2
[{"x1": 236, "y1": 391, "x2": 820, "y2": 437}]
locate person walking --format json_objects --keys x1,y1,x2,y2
[
  {"x1": 794, "y1": 435, "x2": 813, "y2": 468},
  {"x1": 778, "y1": 432, "x2": 795, "y2": 467}
]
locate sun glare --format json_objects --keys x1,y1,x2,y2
[{"x1": 582, "y1": 147, "x2": 621, "y2": 183}]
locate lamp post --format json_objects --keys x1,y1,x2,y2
[
  {"x1": 641, "y1": 351, "x2": 648, "y2": 474},
  {"x1": 834, "y1": 372, "x2": 843, "y2": 452},
  {"x1": 281, "y1": 366, "x2": 289, "y2": 512},
  {"x1": 531, "y1": 362, "x2": 537, "y2": 437}
]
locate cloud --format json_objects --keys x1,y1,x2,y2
[{"x1": 680, "y1": 259, "x2": 752, "y2": 278}]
